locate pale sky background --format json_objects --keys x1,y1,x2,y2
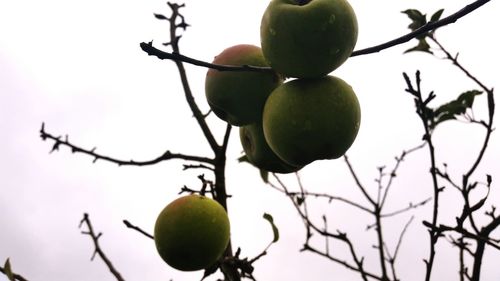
[{"x1": 1, "y1": 0, "x2": 499, "y2": 280}]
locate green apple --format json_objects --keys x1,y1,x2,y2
[
  {"x1": 240, "y1": 122, "x2": 303, "y2": 173},
  {"x1": 262, "y1": 76, "x2": 361, "y2": 167},
  {"x1": 154, "y1": 195, "x2": 230, "y2": 271},
  {"x1": 260, "y1": 0, "x2": 358, "y2": 78},
  {"x1": 205, "y1": 44, "x2": 283, "y2": 126}
]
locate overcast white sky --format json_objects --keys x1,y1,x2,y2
[{"x1": 1, "y1": 0, "x2": 499, "y2": 280}]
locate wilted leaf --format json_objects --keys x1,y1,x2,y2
[
  {"x1": 4, "y1": 258, "x2": 15, "y2": 281},
  {"x1": 263, "y1": 213, "x2": 279, "y2": 243}
]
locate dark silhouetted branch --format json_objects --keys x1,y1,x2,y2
[
  {"x1": 351, "y1": 0, "x2": 490, "y2": 57},
  {"x1": 40, "y1": 123, "x2": 214, "y2": 166},
  {"x1": 79, "y1": 213, "x2": 125, "y2": 281},
  {"x1": 123, "y1": 220, "x2": 154, "y2": 239},
  {"x1": 141, "y1": 0, "x2": 490, "y2": 71},
  {"x1": 140, "y1": 42, "x2": 273, "y2": 73}
]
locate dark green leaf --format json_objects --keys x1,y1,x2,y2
[
  {"x1": 263, "y1": 213, "x2": 279, "y2": 243},
  {"x1": 154, "y1": 13, "x2": 168, "y2": 20},
  {"x1": 238, "y1": 154, "x2": 249, "y2": 163},
  {"x1": 457, "y1": 90, "x2": 482, "y2": 108},
  {"x1": 431, "y1": 90, "x2": 482, "y2": 129},
  {"x1": 404, "y1": 39, "x2": 432, "y2": 54},
  {"x1": 4, "y1": 258, "x2": 15, "y2": 281},
  {"x1": 296, "y1": 196, "x2": 305, "y2": 206},
  {"x1": 402, "y1": 9, "x2": 425, "y2": 22},
  {"x1": 402, "y1": 9, "x2": 427, "y2": 31},
  {"x1": 430, "y1": 9, "x2": 444, "y2": 22},
  {"x1": 259, "y1": 169, "x2": 269, "y2": 183}
]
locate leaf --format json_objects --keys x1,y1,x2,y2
[
  {"x1": 431, "y1": 90, "x2": 482, "y2": 129},
  {"x1": 259, "y1": 169, "x2": 269, "y2": 183},
  {"x1": 238, "y1": 154, "x2": 249, "y2": 163},
  {"x1": 457, "y1": 90, "x2": 482, "y2": 108},
  {"x1": 4, "y1": 258, "x2": 15, "y2": 281},
  {"x1": 402, "y1": 9, "x2": 427, "y2": 31},
  {"x1": 296, "y1": 196, "x2": 305, "y2": 206},
  {"x1": 153, "y1": 13, "x2": 168, "y2": 20},
  {"x1": 430, "y1": 9, "x2": 444, "y2": 22},
  {"x1": 263, "y1": 213, "x2": 279, "y2": 243},
  {"x1": 404, "y1": 39, "x2": 432, "y2": 54}
]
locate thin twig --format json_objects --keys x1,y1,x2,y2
[
  {"x1": 380, "y1": 143, "x2": 426, "y2": 208},
  {"x1": 123, "y1": 220, "x2": 154, "y2": 239},
  {"x1": 40, "y1": 123, "x2": 214, "y2": 166},
  {"x1": 403, "y1": 71, "x2": 442, "y2": 281},
  {"x1": 140, "y1": 0, "x2": 491, "y2": 71},
  {"x1": 165, "y1": 4, "x2": 221, "y2": 154},
  {"x1": 381, "y1": 197, "x2": 432, "y2": 218},
  {"x1": 344, "y1": 155, "x2": 376, "y2": 206},
  {"x1": 140, "y1": 42, "x2": 273, "y2": 73},
  {"x1": 351, "y1": 0, "x2": 491, "y2": 57},
  {"x1": 79, "y1": 213, "x2": 125, "y2": 281},
  {"x1": 270, "y1": 174, "x2": 376, "y2": 281}
]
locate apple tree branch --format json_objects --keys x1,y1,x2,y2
[{"x1": 79, "y1": 213, "x2": 125, "y2": 281}]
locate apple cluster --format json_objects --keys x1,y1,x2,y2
[
  {"x1": 153, "y1": 0, "x2": 361, "y2": 273},
  {"x1": 206, "y1": 0, "x2": 361, "y2": 173},
  {"x1": 206, "y1": 0, "x2": 361, "y2": 174}
]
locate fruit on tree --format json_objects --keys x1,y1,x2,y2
[
  {"x1": 260, "y1": 0, "x2": 358, "y2": 78},
  {"x1": 205, "y1": 44, "x2": 283, "y2": 126},
  {"x1": 240, "y1": 122, "x2": 303, "y2": 173},
  {"x1": 262, "y1": 75, "x2": 361, "y2": 167},
  {"x1": 154, "y1": 194, "x2": 230, "y2": 271}
]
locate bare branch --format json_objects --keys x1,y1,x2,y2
[
  {"x1": 140, "y1": 0, "x2": 491, "y2": 72},
  {"x1": 140, "y1": 42, "x2": 273, "y2": 73},
  {"x1": 403, "y1": 71, "x2": 442, "y2": 281},
  {"x1": 381, "y1": 197, "x2": 432, "y2": 218},
  {"x1": 344, "y1": 155, "x2": 376, "y2": 206},
  {"x1": 269, "y1": 174, "x2": 377, "y2": 281},
  {"x1": 285, "y1": 190, "x2": 373, "y2": 214},
  {"x1": 302, "y1": 244, "x2": 380, "y2": 281},
  {"x1": 163, "y1": 4, "x2": 221, "y2": 154},
  {"x1": 380, "y1": 143, "x2": 426, "y2": 208},
  {"x1": 430, "y1": 37, "x2": 495, "y2": 184},
  {"x1": 40, "y1": 123, "x2": 214, "y2": 166},
  {"x1": 79, "y1": 213, "x2": 125, "y2": 281},
  {"x1": 123, "y1": 220, "x2": 154, "y2": 240}
]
